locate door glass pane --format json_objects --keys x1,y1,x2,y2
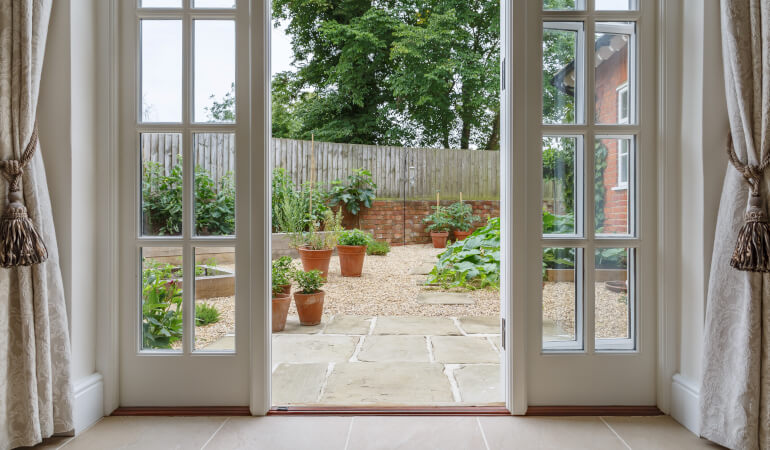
[
  {"x1": 140, "y1": 0, "x2": 182, "y2": 7},
  {"x1": 595, "y1": 137, "x2": 633, "y2": 235},
  {"x1": 543, "y1": 247, "x2": 579, "y2": 346},
  {"x1": 543, "y1": 25, "x2": 581, "y2": 124},
  {"x1": 141, "y1": 20, "x2": 182, "y2": 122},
  {"x1": 595, "y1": 24, "x2": 634, "y2": 124},
  {"x1": 194, "y1": 0, "x2": 236, "y2": 7},
  {"x1": 194, "y1": 133, "x2": 236, "y2": 236},
  {"x1": 194, "y1": 20, "x2": 236, "y2": 123},
  {"x1": 141, "y1": 133, "x2": 183, "y2": 236},
  {"x1": 544, "y1": 0, "x2": 582, "y2": 10},
  {"x1": 596, "y1": 0, "x2": 635, "y2": 10},
  {"x1": 595, "y1": 248, "x2": 631, "y2": 347},
  {"x1": 194, "y1": 247, "x2": 236, "y2": 351},
  {"x1": 141, "y1": 247, "x2": 184, "y2": 351},
  {"x1": 543, "y1": 137, "x2": 578, "y2": 235}
]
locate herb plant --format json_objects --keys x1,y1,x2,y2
[
  {"x1": 447, "y1": 202, "x2": 480, "y2": 232},
  {"x1": 423, "y1": 206, "x2": 453, "y2": 233},
  {"x1": 293, "y1": 269, "x2": 325, "y2": 294},
  {"x1": 338, "y1": 229, "x2": 372, "y2": 246},
  {"x1": 328, "y1": 169, "x2": 377, "y2": 216},
  {"x1": 367, "y1": 240, "x2": 391, "y2": 255},
  {"x1": 195, "y1": 303, "x2": 221, "y2": 326},
  {"x1": 303, "y1": 209, "x2": 343, "y2": 250},
  {"x1": 141, "y1": 262, "x2": 183, "y2": 349},
  {"x1": 271, "y1": 256, "x2": 294, "y2": 294},
  {"x1": 427, "y1": 217, "x2": 501, "y2": 289}
]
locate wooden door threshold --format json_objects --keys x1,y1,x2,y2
[{"x1": 268, "y1": 406, "x2": 511, "y2": 416}]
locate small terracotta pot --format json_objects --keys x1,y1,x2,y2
[
  {"x1": 298, "y1": 247, "x2": 333, "y2": 279},
  {"x1": 454, "y1": 230, "x2": 472, "y2": 241},
  {"x1": 430, "y1": 231, "x2": 449, "y2": 248},
  {"x1": 337, "y1": 245, "x2": 366, "y2": 277},
  {"x1": 293, "y1": 290, "x2": 325, "y2": 326},
  {"x1": 278, "y1": 283, "x2": 291, "y2": 295},
  {"x1": 271, "y1": 293, "x2": 291, "y2": 332}
]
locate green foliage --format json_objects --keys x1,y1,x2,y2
[
  {"x1": 338, "y1": 229, "x2": 373, "y2": 246},
  {"x1": 596, "y1": 248, "x2": 627, "y2": 269},
  {"x1": 542, "y1": 14, "x2": 577, "y2": 124},
  {"x1": 294, "y1": 269, "x2": 325, "y2": 294},
  {"x1": 542, "y1": 247, "x2": 575, "y2": 281},
  {"x1": 271, "y1": 72, "x2": 302, "y2": 138},
  {"x1": 141, "y1": 263, "x2": 183, "y2": 349},
  {"x1": 195, "y1": 303, "x2": 221, "y2": 326},
  {"x1": 423, "y1": 206, "x2": 453, "y2": 233},
  {"x1": 367, "y1": 240, "x2": 391, "y2": 255},
  {"x1": 542, "y1": 137, "x2": 575, "y2": 213},
  {"x1": 427, "y1": 217, "x2": 501, "y2": 289},
  {"x1": 205, "y1": 82, "x2": 235, "y2": 122},
  {"x1": 142, "y1": 159, "x2": 235, "y2": 236},
  {"x1": 446, "y1": 202, "x2": 480, "y2": 232},
  {"x1": 271, "y1": 168, "x2": 330, "y2": 234},
  {"x1": 542, "y1": 209, "x2": 574, "y2": 234},
  {"x1": 328, "y1": 169, "x2": 377, "y2": 216},
  {"x1": 594, "y1": 142, "x2": 609, "y2": 231},
  {"x1": 271, "y1": 256, "x2": 294, "y2": 293},
  {"x1": 303, "y1": 209, "x2": 343, "y2": 250}
]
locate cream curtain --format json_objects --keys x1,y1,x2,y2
[
  {"x1": 700, "y1": 1, "x2": 770, "y2": 449},
  {"x1": 0, "y1": 1, "x2": 73, "y2": 448}
]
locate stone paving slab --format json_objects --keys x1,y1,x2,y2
[
  {"x1": 453, "y1": 364, "x2": 502, "y2": 404},
  {"x1": 491, "y1": 335, "x2": 502, "y2": 352},
  {"x1": 321, "y1": 362, "x2": 454, "y2": 404},
  {"x1": 324, "y1": 315, "x2": 371, "y2": 335},
  {"x1": 272, "y1": 335, "x2": 359, "y2": 363},
  {"x1": 457, "y1": 316, "x2": 500, "y2": 334},
  {"x1": 431, "y1": 336, "x2": 500, "y2": 364},
  {"x1": 356, "y1": 336, "x2": 430, "y2": 362},
  {"x1": 408, "y1": 263, "x2": 436, "y2": 275},
  {"x1": 373, "y1": 316, "x2": 462, "y2": 336},
  {"x1": 272, "y1": 363, "x2": 328, "y2": 405},
  {"x1": 276, "y1": 316, "x2": 327, "y2": 335},
  {"x1": 416, "y1": 292, "x2": 474, "y2": 305},
  {"x1": 204, "y1": 335, "x2": 234, "y2": 351}
]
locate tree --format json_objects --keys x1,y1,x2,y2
[{"x1": 205, "y1": 82, "x2": 236, "y2": 122}]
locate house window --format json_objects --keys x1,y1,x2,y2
[
  {"x1": 617, "y1": 138, "x2": 629, "y2": 188},
  {"x1": 617, "y1": 83, "x2": 629, "y2": 124}
]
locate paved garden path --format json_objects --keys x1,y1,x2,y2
[{"x1": 270, "y1": 314, "x2": 503, "y2": 406}]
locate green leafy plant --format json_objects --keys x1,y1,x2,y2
[
  {"x1": 338, "y1": 229, "x2": 372, "y2": 246},
  {"x1": 271, "y1": 256, "x2": 294, "y2": 294},
  {"x1": 303, "y1": 209, "x2": 343, "y2": 250},
  {"x1": 596, "y1": 248, "x2": 627, "y2": 269},
  {"x1": 542, "y1": 247, "x2": 575, "y2": 281},
  {"x1": 328, "y1": 169, "x2": 377, "y2": 216},
  {"x1": 367, "y1": 240, "x2": 391, "y2": 256},
  {"x1": 195, "y1": 303, "x2": 221, "y2": 326},
  {"x1": 423, "y1": 206, "x2": 453, "y2": 233},
  {"x1": 542, "y1": 209, "x2": 574, "y2": 234},
  {"x1": 141, "y1": 262, "x2": 183, "y2": 349},
  {"x1": 271, "y1": 168, "x2": 330, "y2": 234},
  {"x1": 427, "y1": 217, "x2": 501, "y2": 289},
  {"x1": 293, "y1": 269, "x2": 325, "y2": 294},
  {"x1": 447, "y1": 202, "x2": 480, "y2": 232}
]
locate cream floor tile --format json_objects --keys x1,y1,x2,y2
[
  {"x1": 346, "y1": 416, "x2": 487, "y2": 450},
  {"x1": 202, "y1": 416, "x2": 351, "y2": 450},
  {"x1": 62, "y1": 416, "x2": 227, "y2": 450},
  {"x1": 479, "y1": 416, "x2": 627, "y2": 449},
  {"x1": 602, "y1": 416, "x2": 725, "y2": 449},
  {"x1": 17, "y1": 436, "x2": 73, "y2": 449}
]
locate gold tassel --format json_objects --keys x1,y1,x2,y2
[
  {"x1": 730, "y1": 194, "x2": 770, "y2": 272},
  {"x1": 0, "y1": 189, "x2": 48, "y2": 268}
]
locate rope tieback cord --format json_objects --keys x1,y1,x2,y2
[
  {"x1": 0, "y1": 123, "x2": 48, "y2": 268},
  {"x1": 726, "y1": 132, "x2": 770, "y2": 272}
]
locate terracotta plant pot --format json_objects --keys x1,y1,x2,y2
[
  {"x1": 337, "y1": 245, "x2": 366, "y2": 277},
  {"x1": 298, "y1": 247, "x2": 333, "y2": 279},
  {"x1": 271, "y1": 293, "x2": 291, "y2": 332},
  {"x1": 430, "y1": 231, "x2": 449, "y2": 248},
  {"x1": 278, "y1": 283, "x2": 291, "y2": 295},
  {"x1": 454, "y1": 230, "x2": 472, "y2": 241},
  {"x1": 293, "y1": 290, "x2": 325, "y2": 326}
]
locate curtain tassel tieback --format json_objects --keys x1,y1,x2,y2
[
  {"x1": 0, "y1": 123, "x2": 48, "y2": 268},
  {"x1": 727, "y1": 133, "x2": 770, "y2": 272}
]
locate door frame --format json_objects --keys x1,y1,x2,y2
[{"x1": 95, "y1": 0, "x2": 678, "y2": 417}]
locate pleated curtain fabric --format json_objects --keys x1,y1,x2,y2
[
  {"x1": 0, "y1": 1, "x2": 74, "y2": 448},
  {"x1": 700, "y1": 1, "x2": 770, "y2": 449}
]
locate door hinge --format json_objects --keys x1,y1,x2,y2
[
  {"x1": 501, "y1": 317, "x2": 506, "y2": 350},
  {"x1": 501, "y1": 58, "x2": 506, "y2": 90}
]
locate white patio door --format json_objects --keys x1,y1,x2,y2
[
  {"x1": 117, "y1": 0, "x2": 252, "y2": 406},
  {"x1": 508, "y1": 0, "x2": 658, "y2": 407}
]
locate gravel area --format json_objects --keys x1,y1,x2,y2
[
  {"x1": 543, "y1": 281, "x2": 629, "y2": 339},
  {"x1": 194, "y1": 296, "x2": 236, "y2": 349}
]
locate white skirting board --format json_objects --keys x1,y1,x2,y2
[
  {"x1": 671, "y1": 373, "x2": 700, "y2": 435},
  {"x1": 73, "y1": 372, "x2": 104, "y2": 434}
]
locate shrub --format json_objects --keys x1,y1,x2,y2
[
  {"x1": 428, "y1": 217, "x2": 501, "y2": 289},
  {"x1": 294, "y1": 269, "x2": 325, "y2": 294},
  {"x1": 338, "y1": 229, "x2": 372, "y2": 246},
  {"x1": 328, "y1": 169, "x2": 377, "y2": 215},
  {"x1": 141, "y1": 263, "x2": 183, "y2": 349},
  {"x1": 423, "y1": 206, "x2": 453, "y2": 233},
  {"x1": 271, "y1": 256, "x2": 294, "y2": 293},
  {"x1": 195, "y1": 303, "x2": 221, "y2": 326},
  {"x1": 447, "y1": 202, "x2": 480, "y2": 232},
  {"x1": 367, "y1": 240, "x2": 391, "y2": 255}
]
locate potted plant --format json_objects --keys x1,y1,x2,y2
[
  {"x1": 337, "y1": 229, "x2": 372, "y2": 277},
  {"x1": 271, "y1": 256, "x2": 293, "y2": 294},
  {"x1": 297, "y1": 209, "x2": 343, "y2": 279},
  {"x1": 447, "y1": 202, "x2": 480, "y2": 241},
  {"x1": 423, "y1": 206, "x2": 453, "y2": 248},
  {"x1": 293, "y1": 269, "x2": 326, "y2": 326},
  {"x1": 271, "y1": 256, "x2": 293, "y2": 332},
  {"x1": 328, "y1": 168, "x2": 377, "y2": 228}
]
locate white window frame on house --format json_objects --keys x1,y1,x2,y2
[{"x1": 616, "y1": 82, "x2": 630, "y2": 189}]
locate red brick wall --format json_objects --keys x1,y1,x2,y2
[
  {"x1": 595, "y1": 45, "x2": 629, "y2": 234},
  {"x1": 341, "y1": 200, "x2": 499, "y2": 245}
]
